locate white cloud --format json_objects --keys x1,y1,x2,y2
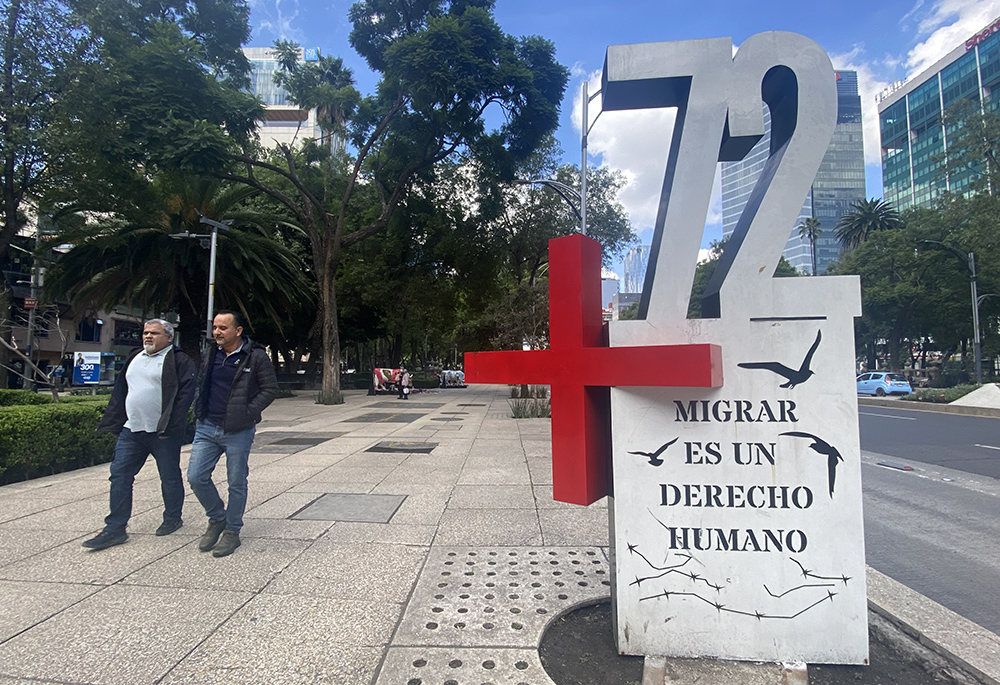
[
  {"x1": 251, "y1": 0, "x2": 304, "y2": 43},
  {"x1": 906, "y1": 0, "x2": 1000, "y2": 76}
]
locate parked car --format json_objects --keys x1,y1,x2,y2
[{"x1": 856, "y1": 372, "x2": 912, "y2": 396}]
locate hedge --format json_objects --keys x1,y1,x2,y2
[
  {"x1": 0, "y1": 389, "x2": 52, "y2": 406},
  {"x1": 0, "y1": 399, "x2": 116, "y2": 485}
]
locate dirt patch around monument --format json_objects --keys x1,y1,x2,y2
[{"x1": 539, "y1": 602, "x2": 987, "y2": 685}]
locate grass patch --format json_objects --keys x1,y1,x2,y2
[{"x1": 509, "y1": 397, "x2": 551, "y2": 418}]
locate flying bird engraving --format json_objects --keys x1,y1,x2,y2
[
  {"x1": 779, "y1": 431, "x2": 843, "y2": 497},
  {"x1": 738, "y1": 330, "x2": 822, "y2": 388},
  {"x1": 628, "y1": 437, "x2": 679, "y2": 467}
]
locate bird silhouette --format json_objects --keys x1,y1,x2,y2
[
  {"x1": 628, "y1": 437, "x2": 679, "y2": 466},
  {"x1": 738, "y1": 330, "x2": 822, "y2": 388},
  {"x1": 779, "y1": 431, "x2": 843, "y2": 497}
]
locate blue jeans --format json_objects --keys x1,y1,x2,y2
[
  {"x1": 105, "y1": 429, "x2": 184, "y2": 533},
  {"x1": 186, "y1": 421, "x2": 256, "y2": 534}
]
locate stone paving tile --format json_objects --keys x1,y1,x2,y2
[
  {"x1": 162, "y1": 595, "x2": 393, "y2": 685},
  {"x1": 0, "y1": 497, "x2": 68, "y2": 525},
  {"x1": 292, "y1": 437, "x2": 381, "y2": 455},
  {"x1": 372, "y1": 491, "x2": 449, "y2": 525},
  {"x1": 242, "y1": 518, "x2": 334, "y2": 541},
  {"x1": 0, "y1": 527, "x2": 89, "y2": 568},
  {"x1": 321, "y1": 522, "x2": 437, "y2": 546},
  {"x1": 377, "y1": 646, "x2": 554, "y2": 685},
  {"x1": 435, "y1": 509, "x2": 542, "y2": 546},
  {"x1": 449, "y1": 484, "x2": 536, "y2": 509},
  {"x1": 263, "y1": 541, "x2": 427, "y2": 604},
  {"x1": 538, "y1": 508, "x2": 612, "y2": 547},
  {"x1": 456, "y1": 464, "x2": 532, "y2": 486},
  {"x1": 0, "y1": 585, "x2": 251, "y2": 685},
  {"x1": 527, "y1": 457, "x2": 553, "y2": 485},
  {"x1": 0, "y1": 533, "x2": 191, "y2": 585},
  {"x1": 0, "y1": 498, "x2": 157, "y2": 533},
  {"x1": 244, "y1": 492, "x2": 322, "y2": 519},
  {"x1": 0, "y1": 580, "x2": 100, "y2": 642},
  {"x1": 532, "y1": 485, "x2": 608, "y2": 510},
  {"x1": 242, "y1": 464, "x2": 326, "y2": 483},
  {"x1": 122, "y1": 537, "x2": 309, "y2": 593},
  {"x1": 287, "y1": 480, "x2": 376, "y2": 494}
]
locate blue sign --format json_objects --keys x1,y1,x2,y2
[{"x1": 304, "y1": 48, "x2": 319, "y2": 61}]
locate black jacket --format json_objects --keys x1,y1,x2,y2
[
  {"x1": 194, "y1": 336, "x2": 278, "y2": 432},
  {"x1": 98, "y1": 346, "x2": 197, "y2": 438}
]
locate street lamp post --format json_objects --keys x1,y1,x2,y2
[
  {"x1": 920, "y1": 240, "x2": 984, "y2": 384},
  {"x1": 169, "y1": 212, "x2": 232, "y2": 347}
]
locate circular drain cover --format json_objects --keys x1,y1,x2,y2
[{"x1": 539, "y1": 602, "x2": 643, "y2": 685}]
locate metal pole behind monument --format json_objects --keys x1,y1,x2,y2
[{"x1": 581, "y1": 81, "x2": 588, "y2": 236}]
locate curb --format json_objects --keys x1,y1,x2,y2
[
  {"x1": 858, "y1": 397, "x2": 1000, "y2": 419},
  {"x1": 866, "y1": 568, "x2": 1000, "y2": 684}
]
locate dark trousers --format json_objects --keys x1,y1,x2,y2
[{"x1": 104, "y1": 428, "x2": 184, "y2": 533}]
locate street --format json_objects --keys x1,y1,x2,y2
[{"x1": 859, "y1": 404, "x2": 1000, "y2": 634}]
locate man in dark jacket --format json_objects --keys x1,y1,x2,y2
[
  {"x1": 187, "y1": 310, "x2": 278, "y2": 557},
  {"x1": 83, "y1": 319, "x2": 196, "y2": 550}
]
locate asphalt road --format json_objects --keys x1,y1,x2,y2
[
  {"x1": 859, "y1": 402, "x2": 1000, "y2": 479},
  {"x1": 858, "y1": 402, "x2": 1000, "y2": 634}
]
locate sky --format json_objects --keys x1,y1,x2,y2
[{"x1": 246, "y1": 0, "x2": 1000, "y2": 276}]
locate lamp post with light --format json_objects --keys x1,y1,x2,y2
[
  {"x1": 169, "y1": 212, "x2": 232, "y2": 347},
  {"x1": 920, "y1": 240, "x2": 983, "y2": 384}
]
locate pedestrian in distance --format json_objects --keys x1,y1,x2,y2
[
  {"x1": 83, "y1": 319, "x2": 196, "y2": 551},
  {"x1": 187, "y1": 310, "x2": 277, "y2": 557}
]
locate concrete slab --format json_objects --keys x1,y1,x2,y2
[
  {"x1": 0, "y1": 580, "x2": 100, "y2": 642},
  {"x1": 0, "y1": 527, "x2": 87, "y2": 568},
  {"x1": 322, "y1": 522, "x2": 437, "y2": 545},
  {"x1": 163, "y1": 595, "x2": 393, "y2": 684},
  {"x1": 449, "y1": 484, "x2": 536, "y2": 509},
  {"x1": 436, "y1": 509, "x2": 542, "y2": 546},
  {"x1": 244, "y1": 492, "x2": 322, "y2": 519},
  {"x1": 539, "y1": 508, "x2": 612, "y2": 546},
  {"x1": 0, "y1": 498, "x2": 143, "y2": 533},
  {"x1": 0, "y1": 533, "x2": 190, "y2": 585},
  {"x1": 291, "y1": 493, "x2": 406, "y2": 523},
  {"x1": 0, "y1": 585, "x2": 250, "y2": 684},
  {"x1": 242, "y1": 518, "x2": 334, "y2": 540},
  {"x1": 263, "y1": 541, "x2": 427, "y2": 604}
]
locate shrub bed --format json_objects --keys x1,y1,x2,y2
[
  {"x1": 0, "y1": 389, "x2": 52, "y2": 406},
  {"x1": 0, "y1": 398, "x2": 115, "y2": 485},
  {"x1": 902, "y1": 384, "x2": 980, "y2": 403}
]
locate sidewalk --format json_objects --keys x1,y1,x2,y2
[{"x1": 0, "y1": 386, "x2": 997, "y2": 684}]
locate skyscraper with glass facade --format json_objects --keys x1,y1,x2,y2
[
  {"x1": 721, "y1": 71, "x2": 865, "y2": 275},
  {"x1": 878, "y1": 16, "x2": 1000, "y2": 210},
  {"x1": 244, "y1": 47, "x2": 326, "y2": 149}
]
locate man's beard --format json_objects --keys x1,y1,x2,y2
[{"x1": 143, "y1": 343, "x2": 157, "y2": 354}]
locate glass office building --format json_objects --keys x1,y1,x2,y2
[
  {"x1": 244, "y1": 47, "x2": 329, "y2": 150},
  {"x1": 878, "y1": 16, "x2": 1000, "y2": 210},
  {"x1": 721, "y1": 71, "x2": 865, "y2": 275}
]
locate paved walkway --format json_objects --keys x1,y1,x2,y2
[{"x1": 0, "y1": 387, "x2": 997, "y2": 684}]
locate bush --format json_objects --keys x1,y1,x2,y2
[
  {"x1": 0, "y1": 389, "x2": 52, "y2": 406},
  {"x1": 0, "y1": 399, "x2": 115, "y2": 484},
  {"x1": 509, "y1": 397, "x2": 551, "y2": 418},
  {"x1": 903, "y1": 384, "x2": 980, "y2": 404}
]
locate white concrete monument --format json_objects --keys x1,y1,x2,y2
[{"x1": 605, "y1": 32, "x2": 867, "y2": 664}]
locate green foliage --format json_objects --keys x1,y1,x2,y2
[
  {"x1": 686, "y1": 240, "x2": 798, "y2": 318},
  {"x1": 0, "y1": 400, "x2": 115, "y2": 484},
  {"x1": 903, "y1": 384, "x2": 980, "y2": 403},
  {"x1": 508, "y1": 397, "x2": 551, "y2": 419},
  {"x1": 0, "y1": 390, "x2": 51, "y2": 406},
  {"x1": 835, "y1": 198, "x2": 902, "y2": 250},
  {"x1": 619, "y1": 302, "x2": 640, "y2": 320}
]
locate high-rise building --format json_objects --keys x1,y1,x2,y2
[
  {"x1": 721, "y1": 71, "x2": 865, "y2": 275},
  {"x1": 877, "y1": 16, "x2": 1000, "y2": 210},
  {"x1": 244, "y1": 47, "x2": 330, "y2": 150},
  {"x1": 623, "y1": 245, "x2": 650, "y2": 294}
]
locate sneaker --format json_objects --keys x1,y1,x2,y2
[
  {"x1": 198, "y1": 519, "x2": 227, "y2": 552},
  {"x1": 155, "y1": 519, "x2": 183, "y2": 536},
  {"x1": 212, "y1": 530, "x2": 241, "y2": 557},
  {"x1": 82, "y1": 530, "x2": 128, "y2": 550}
]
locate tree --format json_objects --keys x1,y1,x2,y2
[
  {"x1": 220, "y1": 2, "x2": 569, "y2": 403},
  {"x1": 940, "y1": 98, "x2": 1000, "y2": 195},
  {"x1": 44, "y1": 176, "x2": 312, "y2": 363},
  {"x1": 835, "y1": 198, "x2": 902, "y2": 250},
  {"x1": 797, "y1": 216, "x2": 822, "y2": 276},
  {"x1": 687, "y1": 239, "x2": 798, "y2": 318}
]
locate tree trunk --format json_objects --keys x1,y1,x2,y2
[
  {"x1": 0, "y1": 286, "x2": 11, "y2": 389},
  {"x1": 317, "y1": 269, "x2": 343, "y2": 404}
]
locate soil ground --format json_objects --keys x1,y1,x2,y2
[{"x1": 539, "y1": 603, "x2": 987, "y2": 685}]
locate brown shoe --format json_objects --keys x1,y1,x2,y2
[
  {"x1": 198, "y1": 519, "x2": 226, "y2": 552},
  {"x1": 212, "y1": 530, "x2": 241, "y2": 557}
]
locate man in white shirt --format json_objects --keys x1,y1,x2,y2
[{"x1": 83, "y1": 319, "x2": 196, "y2": 550}]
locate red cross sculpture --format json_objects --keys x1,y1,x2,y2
[{"x1": 465, "y1": 234, "x2": 723, "y2": 506}]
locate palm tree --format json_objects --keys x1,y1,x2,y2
[
  {"x1": 797, "y1": 217, "x2": 823, "y2": 276},
  {"x1": 835, "y1": 198, "x2": 902, "y2": 250},
  {"x1": 44, "y1": 176, "x2": 312, "y2": 363}
]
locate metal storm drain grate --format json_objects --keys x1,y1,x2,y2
[
  {"x1": 366, "y1": 441, "x2": 438, "y2": 454},
  {"x1": 430, "y1": 417, "x2": 463, "y2": 422},
  {"x1": 371, "y1": 402, "x2": 446, "y2": 410},
  {"x1": 347, "y1": 412, "x2": 425, "y2": 423},
  {"x1": 290, "y1": 493, "x2": 406, "y2": 523},
  {"x1": 376, "y1": 547, "x2": 610, "y2": 685},
  {"x1": 457, "y1": 403, "x2": 486, "y2": 407}
]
